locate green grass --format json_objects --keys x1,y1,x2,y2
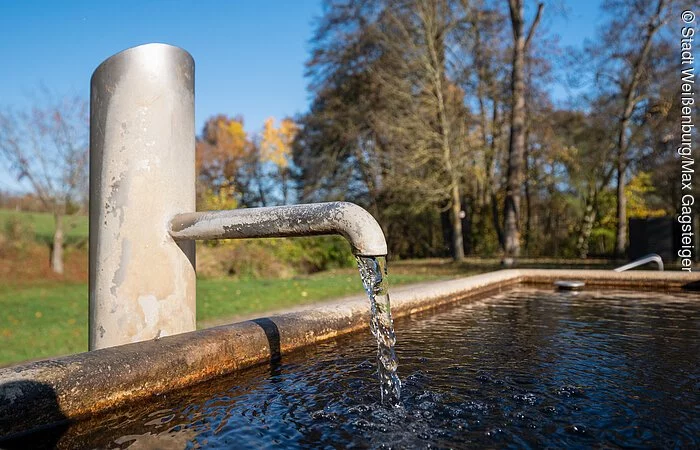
[
  {"x1": 0, "y1": 282, "x2": 88, "y2": 365},
  {"x1": 0, "y1": 209, "x2": 88, "y2": 245},
  {"x1": 0, "y1": 272, "x2": 446, "y2": 366},
  {"x1": 197, "y1": 272, "x2": 440, "y2": 321}
]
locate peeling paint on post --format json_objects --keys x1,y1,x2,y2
[{"x1": 89, "y1": 44, "x2": 196, "y2": 350}]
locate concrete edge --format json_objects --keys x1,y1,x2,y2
[{"x1": 1, "y1": 269, "x2": 698, "y2": 437}]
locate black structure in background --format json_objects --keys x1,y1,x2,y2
[{"x1": 629, "y1": 216, "x2": 699, "y2": 262}]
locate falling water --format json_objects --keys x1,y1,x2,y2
[{"x1": 356, "y1": 255, "x2": 401, "y2": 406}]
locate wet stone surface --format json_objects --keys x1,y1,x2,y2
[{"x1": 5, "y1": 288, "x2": 700, "y2": 449}]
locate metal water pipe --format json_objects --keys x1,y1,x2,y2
[
  {"x1": 169, "y1": 203, "x2": 387, "y2": 256},
  {"x1": 90, "y1": 44, "x2": 196, "y2": 350},
  {"x1": 613, "y1": 253, "x2": 664, "y2": 272},
  {"x1": 89, "y1": 44, "x2": 387, "y2": 350}
]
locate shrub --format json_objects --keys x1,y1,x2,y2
[
  {"x1": 589, "y1": 227, "x2": 616, "y2": 256},
  {"x1": 278, "y1": 236, "x2": 356, "y2": 273},
  {"x1": 2, "y1": 215, "x2": 35, "y2": 251},
  {"x1": 196, "y1": 236, "x2": 355, "y2": 279}
]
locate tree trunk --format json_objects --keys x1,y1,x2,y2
[
  {"x1": 489, "y1": 106, "x2": 505, "y2": 250},
  {"x1": 281, "y1": 168, "x2": 289, "y2": 205},
  {"x1": 255, "y1": 164, "x2": 267, "y2": 207},
  {"x1": 51, "y1": 212, "x2": 64, "y2": 274},
  {"x1": 491, "y1": 191, "x2": 504, "y2": 249},
  {"x1": 577, "y1": 194, "x2": 597, "y2": 259},
  {"x1": 615, "y1": 137, "x2": 627, "y2": 257},
  {"x1": 503, "y1": 1, "x2": 542, "y2": 263},
  {"x1": 524, "y1": 143, "x2": 532, "y2": 254},
  {"x1": 423, "y1": 0, "x2": 463, "y2": 261},
  {"x1": 450, "y1": 183, "x2": 465, "y2": 260},
  {"x1": 503, "y1": 1, "x2": 526, "y2": 260}
]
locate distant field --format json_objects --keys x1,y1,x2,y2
[
  {"x1": 0, "y1": 209, "x2": 88, "y2": 245},
  {"x1": 0, "y1": 271, "x2": 450, "y2": 366}
]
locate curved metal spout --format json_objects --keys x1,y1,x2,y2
[{"x1": 169, "y1": 202, "x2": 388, "y2": 256}]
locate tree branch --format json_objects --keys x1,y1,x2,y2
[{"x1": 524, "y1": 3, "x2": 544, "y2": 50}]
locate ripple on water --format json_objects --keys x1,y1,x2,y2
[{"x1": 7, "y1": 288, "x2": 699, "y2": 449}]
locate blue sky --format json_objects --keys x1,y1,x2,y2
[{"x1": 0, "y1": 0, "x2": 604, "y2": 192}]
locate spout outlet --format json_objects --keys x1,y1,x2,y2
[{"x1": 169, "y1": 202, "x2": 388, "y2": 256}]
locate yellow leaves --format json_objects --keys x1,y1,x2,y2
[
  {"x1": 280, "y1": 118, "x2": 298, "y2": 141},
  {"x1": 219, "y1": 119, "x2": 248, "y2": 155},
  {"x1": 202, "y1": 184, "x2": 238, "y2": 211},
  {"x1": 212, "y1": 117, "x2": 248, "y2": 162},
  {"x1": 197, "y1": 114, "x2": 298, "y2": 180},
  {"x1": 260, "y1": 116, "x2": 298, "y2": 169},
  {"x1": 196, "y1": 115, "x2": 253, "y2": 183},
  {"x1": 626, "y1": 172, "x2": 667, "y2": 219},
  {"x1": 196, "y1": 114, "x2": 298, "y2": 208}
]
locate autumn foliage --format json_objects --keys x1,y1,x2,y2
[{"x1": 195, "y1": 115, "x2": 298, "y2": 210}]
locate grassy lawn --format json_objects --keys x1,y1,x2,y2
[
  {"x1": 0, "y1": 209, "x2": 88, "y2": 245},
  {"x1": 0, "y1": 271, "x2": 448, "y2": 366},
  {"x1": 0, "y1": 282, "x2": 88, "y2": 366}
]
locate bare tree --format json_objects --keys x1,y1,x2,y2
[
  {"x1": 0, "y1": 94, "x2": 88, "y2": 273},
  {"x1": 460, "y1": 0, "x2": 511, "y2": 252},
  {"x1": 297, "y1": 0, "x2": 471, "y2": 260},
  {"x1": 610, "y1": 0, "x2": 669, "y2": 256},
  {"x1": 373, "y1": 0, "x2": 470, "y2": 260},
  {"x1": 582, "y1": 0, "x2": 672, "y2": 257},
  {"x1": 503, "y1": 0, "x2": 543, "y2": 261}
]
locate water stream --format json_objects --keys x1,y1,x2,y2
[{"x1": 355, "y1": 255, "x2": 401, "y2": 406}]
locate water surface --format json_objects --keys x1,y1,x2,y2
[{"x1": 9, "y1": 288, "x2": 700, "y2": 448}]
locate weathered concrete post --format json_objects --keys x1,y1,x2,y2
[{"x1": 89, "y1": 44, "x2": 196, "y2": 350}]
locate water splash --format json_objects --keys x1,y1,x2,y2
[{"x1": 356, "y1": 255, "x2": 401, "y2": 405}]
